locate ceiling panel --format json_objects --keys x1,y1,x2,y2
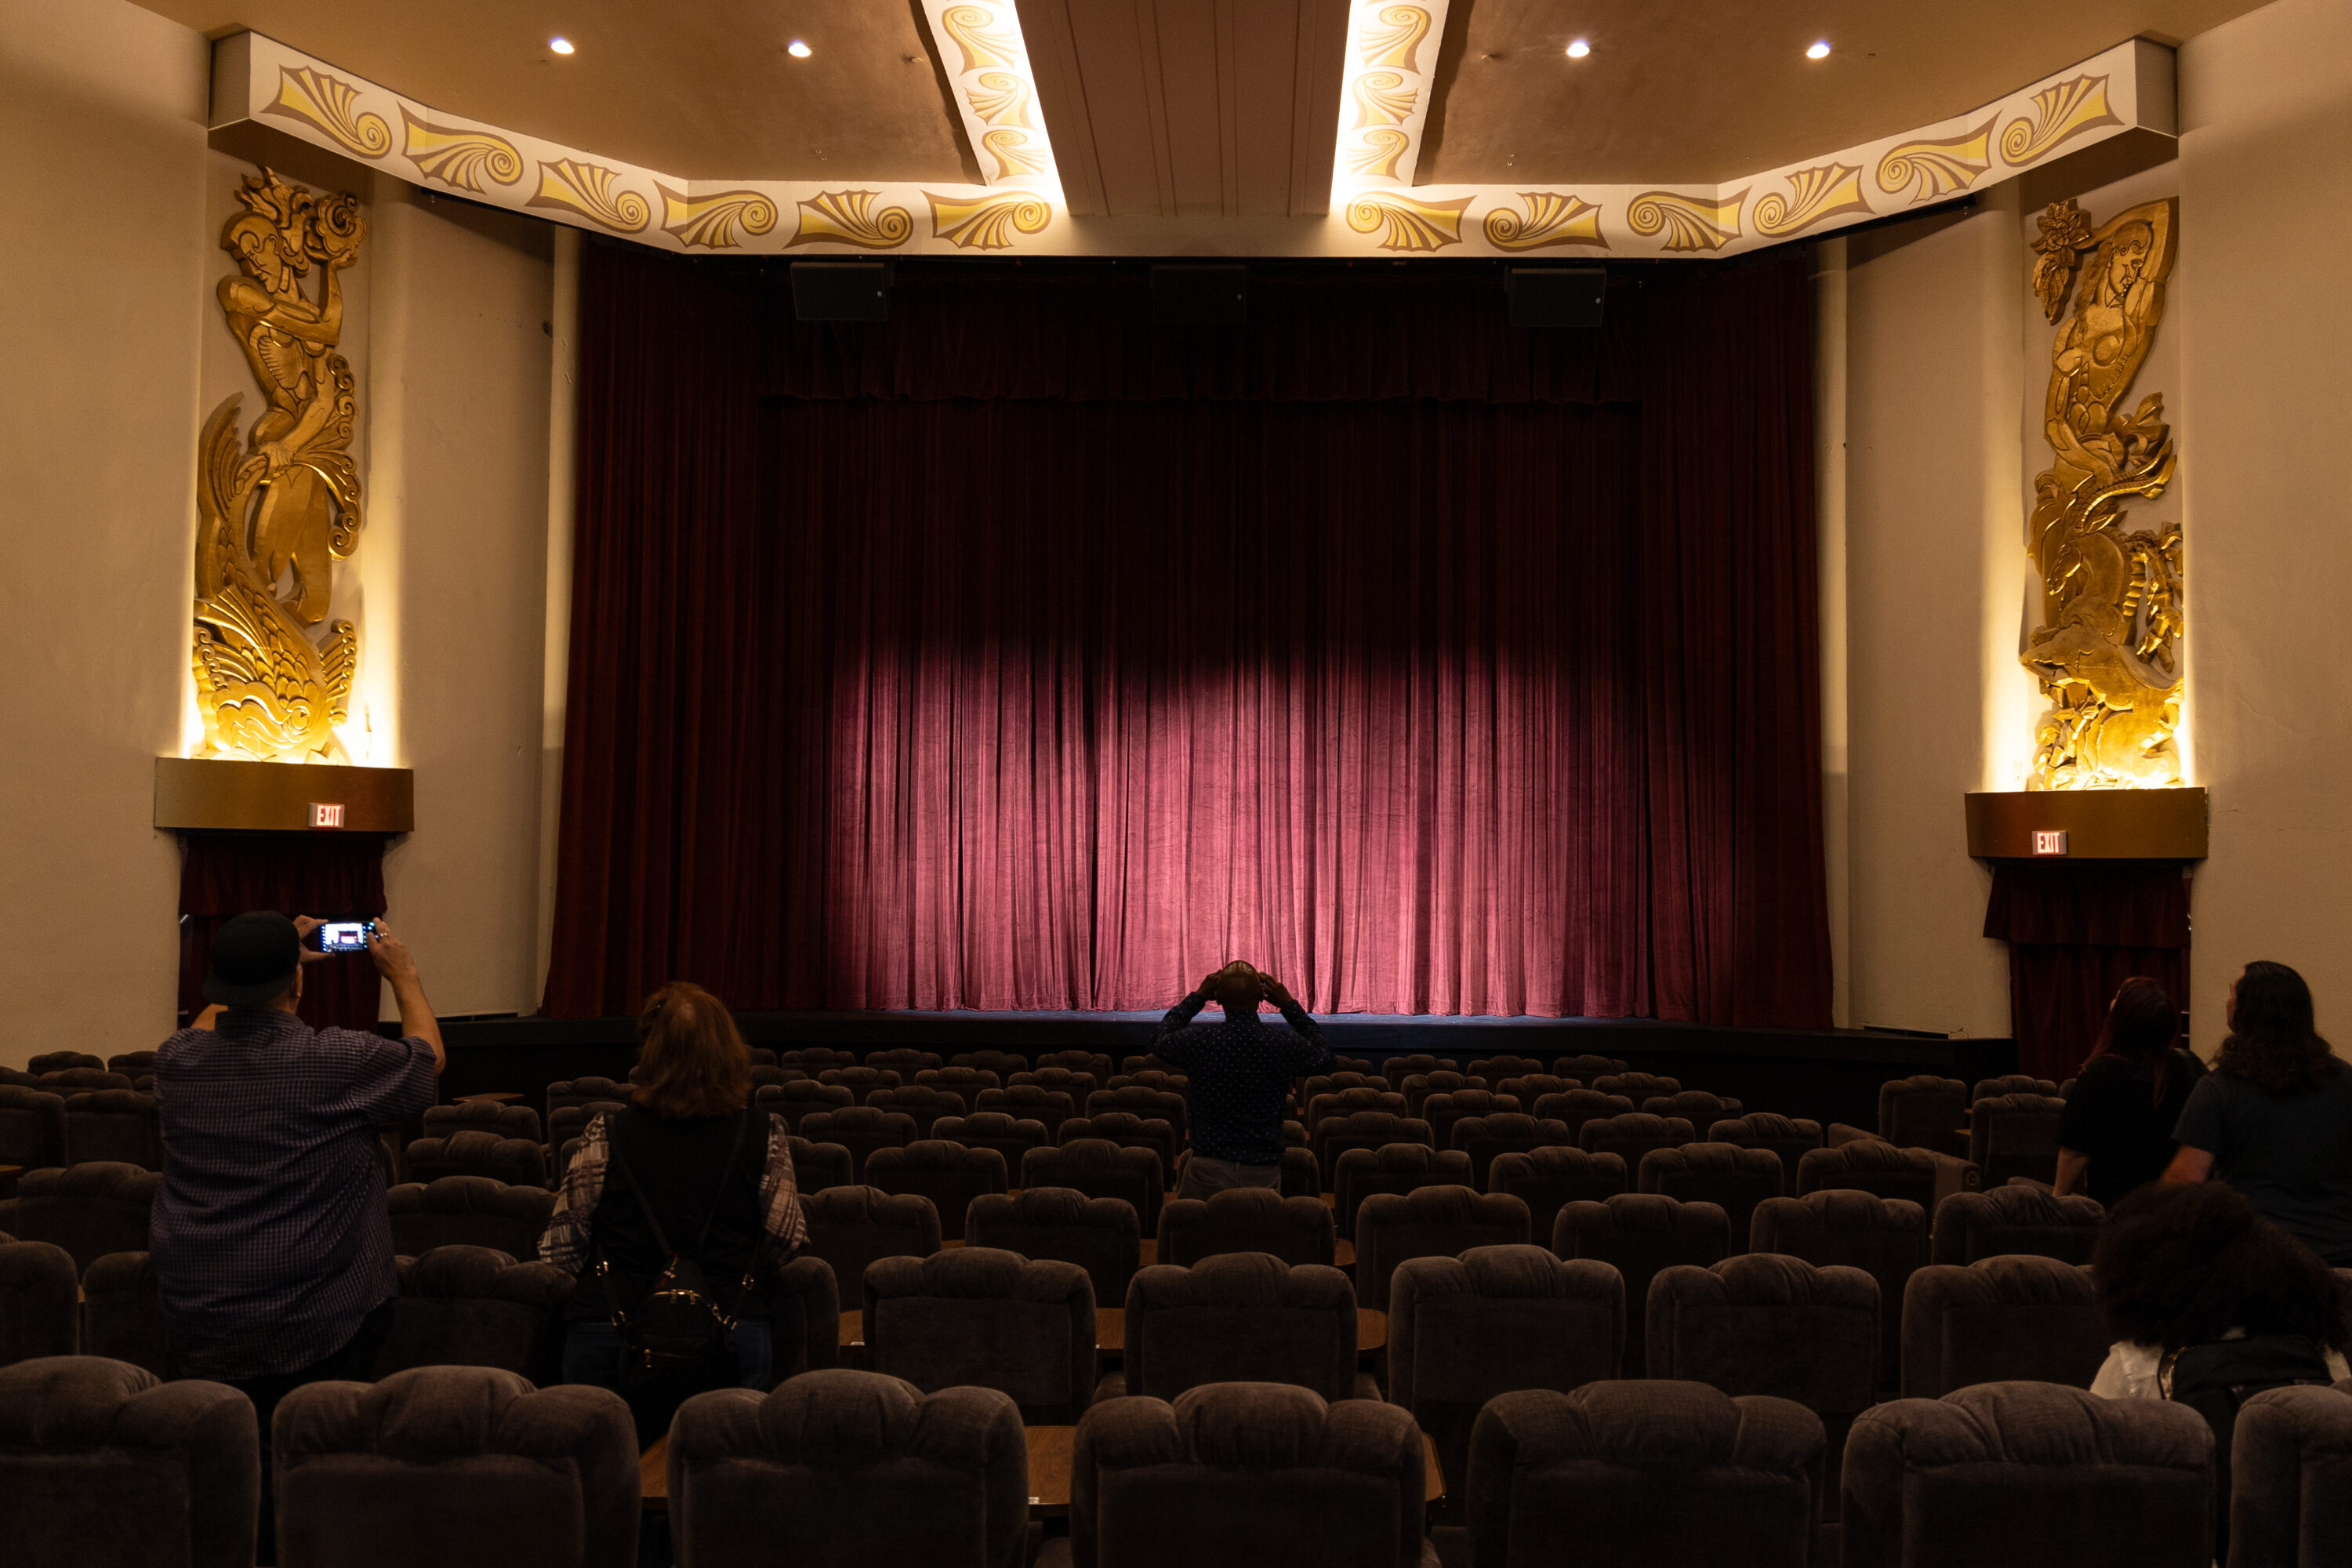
[
  {"x1": 1021, "y1": 0, "x2": 1350, "y2": 218},
  {"x1": 1417, "y1": 0, "x2": 2261, "y2": 186}
]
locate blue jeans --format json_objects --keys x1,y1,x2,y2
[{"x1": 562, "y1": 1318, "x2": 775, "y2": 1396}]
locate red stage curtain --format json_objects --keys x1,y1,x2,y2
[
  {"x1": 1984, "y1": 861, "x2": 2191, "y2": 1082},
  {"x1": 544, "y1": 248, "x2": 1829, "y2": 1024},
  {"x1": 177, "y1": 832, "x2": 389, "y2": 1033}
]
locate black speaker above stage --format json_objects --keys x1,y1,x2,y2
[
  {"x1": 1507, "y1": 267, "x2": 1606, "y2": 330},
  {"x1": 1152, "y1": 263, "x2": 1247, "y2": 325},
  {"x1": 791, "y1": 260, "x2": 892, "y2": 321}
]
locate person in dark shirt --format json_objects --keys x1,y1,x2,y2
[
  {"x1": 2166, "y1": 960, "x2": 2352, "y2": 1265},
  {"x1": 1152, "y1": 960, "x2": 1333, "y2": 1200},
  {"x1": 2056, "y1": 976, "x2": 2205, "y2": 1207},
  {"x1": 153, "y1": 909, "x2": 443, "y2": 1565}
]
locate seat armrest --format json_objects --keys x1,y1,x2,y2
[
  {"x1": 1920, "y1": 1149, "x2": 1982, "y2": 1207},
  {"x1": 1825, "y1": 1123, "x2": 1874, "y2": 1148}
]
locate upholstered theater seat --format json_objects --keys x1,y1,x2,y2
[
  {"x1": 1312, "y1": 1112, "x2": 1435, "y2": 1190},
  {"x1": 1929, "y1": 1184, "x2": 2102, "y2": 1265},
  {"x1": 1059, "y1": 1113, "x2": 1182, "y2": 1183},
  {"x1": 864, "y1": 1247, "x2": 1099, "y2": 1423},
  {"x1": 369, "y1": 1245, "x2": 574, "y2": 1381},
  {"x1": 0, "y1": 1356, "x2": 258, "y2": 1568},
  {"x1": 1355, "y1": 1187, "x2": 1532, "y2": 1314},
  {"x1": 916, "y1": 1066, "x2": 1004, "y2": 1111},
  {"x1": 1382, "y1": 1054, "x2": 1457, "y2": 1088},
  {"x1": 275, "y1": 1366, "x2": 636, "y2": 1568},
  {"x1": 930, "y1": 1112, "x2": 1050, "y2": 1171},
  {"x1": 796, "y1": 1106, "x2": 917, "y2": 1181},
  {"x1": 388, "y1": 1175, "x2": 557, "y2": 1261},
  {"x1": 0, "y1": 1161, "x2": 159, "y2": 1273},
  {"x1": 949, "y1": 1049, "x2": 1028, "y2": 1078},
  {"x1": 1123, "y1": 1253, "x2": 1376, "y2": 1403},
  {"x1": 1072, "y1": 1384, "x2": 1434, "y2": 1568},
  {"x1": 1576, "y1": 1112, "x2": 1696, "y2": 1171},
  {"x1": 1530, "y1": 1090, "x2": 1636, "y2": 1145},
  {"x1": 1708, "y1": 1112, "x2": 1825, "y2": 1191},
  {"x1": 1752, "y1": 1190, "x2": 1929, "y2": 1392},
  {"x1": 787, "y1": 1135, "x2": 855, "y2": 1194},
  {"x1": 1898, "y1": 1255, "x2": 2106, "y2": 1399},
  {"x1": 1156, "y1": 1186, "x2": 1336, "y2": 1269},
  {"x1": 1024, "y1": 1140, "x2": 1167, "y2": 1236},
  {"x1": 1640, "y1": 1091, "x2": 1744, "y2": 1142},
  {"x1": 801, "y1": 1185, "x2": 943, "y2": 1296},
  {"x1": 1592, "y1": 1073, "x2": 1680, "y2": 1102},
  {"x1": 819, "y1": 1065, "x2": 903, "y2": 1105},
  {"x1": 866, "y1": 1048, "x2": 946, "y2": 1076},
  {"x1": 1388, "y1": 1246, "x2": 1624, "y2": 1506},
  {"x1": 1400, "y1": 1072, "x2": 1486, "y2": 1121},
  {"x1": 1551, "y1": 1054, "x2": 1629, "y2": 1082},
  {"x1": 1465, "y1": 1055, "x2": 1548, "y2": 1083},
  {"x1": 423, "y1": 1099, "x2": 544, "y2": 1145},
  {"x1": 757, "y1": 1079, "x2": 854, "y2": 1132},
  {"x1": 1468, "y1": 1381, "x2": 1822, "y2": 1568},
  {"x1": 1449, "y1": 1113, "x2": 1573, "y2": 1191},
  {"x1": 1971, "y1": 1074, "x2": 2060, "y2": 1103},
  {"x1": 60, "y1": 1091, "x2": 163, "y2": 1171},
  {"x1": 1552, "y1": 1193, "x2": 1730, "y2": 1370},
  {"x1": 1333, "y1": 1144, "x2": 1475, "y2": 1241},
  {"x1": 968, "y1": 1186, "x2": 1142, "y2": 1303},
  {"x1": 1639, "y1": 1144, "x2": 1785, "y2": 1254},
  {"x1": 1306, "y1": 1087, "x2": 1410, "y2": 1132},
  {"x1": 668, "y1": 1370, "x2": 1028, "y2": 1568},
  {"x1": 865, "y1": 1139, "x2": 1009, "y2": 1241},
  {"x1": 1647, "y1": 1254, "x2": 1878, "y2": 1497},
  {"x1": 0, "y1": 1084, "x2": 69, "y2": 1176},
  {"x1": 404, "y1": 1130, "x2": 550, "y2": 1190},
  {"x1": 0, "y1": 1232, "x2": 78, "y2": 1363},
  {"x1": 1489, "y1": 1147, "x2": 1628, "y2": 1248},
  {"x1": 1872, "y1": 1075, "x2": 1969, "y2": 1156},
  {"x1": 1423, "y1": 1090, "x2": 1521, "y2": 1151},
  {"x1": 1797, "y1": 1138, "x2": 1947, "y2": 1208},
  {"x1": 1842, "y1": 1383, "x2": 2212, "y2": 1568},
  {"x1": 976, "y1": 1083, "x2": 1076, "y2": 1141},
  {"x1": 1967, "y1": 1094, "x2": 2067, "y2": 1188},
  {"x1": 869, "y1": 1085, "x2": 967, "y2": 1140},
  {"x1": 2228, "y1": 1384, "x2": 2352, "y2": 1568},
  {"x1": 80, "y1": 1249, "x2": 165, "y2": 1374}
]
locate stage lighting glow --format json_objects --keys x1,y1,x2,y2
[
  {"x1": 788, "y1": 39, "x2": 812, "y2": 57},
  {"x1": 550, "y1": 36, "x2": 575, "y2": 56},
  {"x1": 1566, "y1": 39, "x2": 1590, "y2": 58},
  {"x1": 1806, "y1": 41, "x2": 1831, "y2": 60}
]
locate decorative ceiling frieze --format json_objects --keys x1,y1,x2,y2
[{"x1": 211, "y1": 28, "x2": 2172, "y2": 260}]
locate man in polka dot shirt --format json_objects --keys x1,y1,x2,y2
[{"x1": 1153, "y1": 960, "x2": 1333, "y2": 1200}]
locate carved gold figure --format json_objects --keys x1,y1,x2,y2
[
  {"x1": 2021, "y1": 197, "x2": 2181, "y2": 789},
  {"x1": 192, "y1": 170, "x2": 365, "y2": 762}
]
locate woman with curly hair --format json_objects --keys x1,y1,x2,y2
[{"x1": 2165, "y1": 960, "x2": 2352, "y2": 1263}]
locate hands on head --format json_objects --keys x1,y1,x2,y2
[{"x1": 1200, "y1": 960, "x2": 1294, "y2": 1013}]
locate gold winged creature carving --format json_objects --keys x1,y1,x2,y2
[
  {"x1": 2020, "y1": 198, "x2": 2183, "y2": 789},
  {"x1": 191, "y1": 169, "x2": 365, "y2": 763}
]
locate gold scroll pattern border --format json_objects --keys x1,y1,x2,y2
[{"x1": 220, "y1": 31, "x2": 2159, "y2": 259}]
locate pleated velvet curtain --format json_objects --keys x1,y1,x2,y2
[{"x1": 543, "y1": 247, "x2": 1831, "y2": 1025}]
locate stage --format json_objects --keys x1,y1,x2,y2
[{"x1": 442, "y1": 1012, "x2": 2018, "y2": 1133}]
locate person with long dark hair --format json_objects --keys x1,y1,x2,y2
[
  {"x1": 2165, "y1": 960, "x2": 2352, "y2": 1264},
  {"x1": 2054, "y1": 976, "x2": 2205, "y2": 1206}
]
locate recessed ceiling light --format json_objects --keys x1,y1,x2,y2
[
  {"x1": 1566, "y1": 38, "x2": 1590, "y2": 58},
  {"x1": 1806, "y1": 40, "x2": 1831, "y2": 60},
  {"x1": 549, "y1": 36, "x2": 574, "y2": 56},
  {"x1": 787, "y1": 39, "x2": 812, "y2": 58}
]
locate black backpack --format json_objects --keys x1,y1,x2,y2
[
  {"x1": 597, "y1": 1110, "x2": 758, "y2": 1403},
  {"x1": 2161, "y1": 1334, "x2": 2337, "y2": 1552}
]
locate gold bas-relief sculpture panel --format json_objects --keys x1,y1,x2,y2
[
  {"x1": 192, "y1": 170, "x2": 365, "y2": 764},
  {"x1": 2022, "y1": 197, "x2": 2182, "y2": 790}
]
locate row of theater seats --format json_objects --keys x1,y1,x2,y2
[{"x1": 5, "y1": 1348, "x2": 2348, "y2": 1566}]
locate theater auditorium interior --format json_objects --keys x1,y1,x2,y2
[{"x1": 4, "y1": 0, "x2": 2352, "y2": 1563}]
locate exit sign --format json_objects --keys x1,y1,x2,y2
[
  {"x1": 2031, "y1": 829, "x2": 2070, "y2": 856},
  {"x1": 310, "y1": 802, "x2": 345, "y2": 829}
]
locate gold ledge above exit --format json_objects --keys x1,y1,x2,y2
[
  {"x1": 154, "y1": 757, "x2": 414, "y2": 833},
  {"x1": 1965, "y1": 789, "x2": 2207, "y2": 860}
]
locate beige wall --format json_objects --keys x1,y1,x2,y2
[
  {"x1": 0, "y1": 0, "x2": 555, "y2": 1066},
  {"x1": 0, "y1": 0, "x2": 209, "y2": 1063},
  {"x1": 2176, "y1": 0, "x2": 2352, "y2": 1050},
  {"x1": 1830, "y1": 0, "x2": 2352, "y2": 1053}
]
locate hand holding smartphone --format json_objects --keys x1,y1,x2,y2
[{"x1": 317, "y1": 920, "x2": 374, "y2": 954}]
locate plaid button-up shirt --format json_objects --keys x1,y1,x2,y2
[{"x1": 151, "y1": 1009, "x2": 437, "y2": 1378}]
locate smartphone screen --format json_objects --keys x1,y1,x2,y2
[{"x1": 319, "y1": 921, "x2": 371, "y2": 953}]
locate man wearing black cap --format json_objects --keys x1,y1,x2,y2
[{"x1": 151, "y1": 910, "x2": 444, "y2": 1558}]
